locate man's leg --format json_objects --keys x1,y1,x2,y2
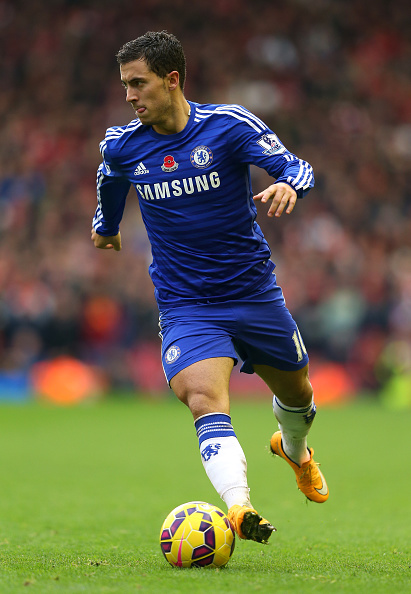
[
  {"x1": 254, "y1": 363, "x2": 329, "y2": 503},
  {"x1": 254, "y1": 363, "x2": 314, "y2": 465},
  {"x1": 170, "y1": 357, "x2": 275, "y2": 542}
]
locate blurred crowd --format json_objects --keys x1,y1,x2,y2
[{"x1": 1, "y1": 0, "x2": 411, "y2": 397}]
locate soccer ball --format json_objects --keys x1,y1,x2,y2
[{"x1": 159, "y1": 501, "x2": 235, "y2": 568}]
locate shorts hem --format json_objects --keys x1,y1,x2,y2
[
  {"x1": 165, "y1": 354, "x2": 239, "y2": 385},
  {"x1": 240, "y1": 356, "x2": 309, "y2": 375}
]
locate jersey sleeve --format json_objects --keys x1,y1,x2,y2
[
  {"x1": 92, "y1": 134, "x2": 131, "y2": 237},
  {"x1": 227, "y1": 106, "x2": 314, "y2": 198}
]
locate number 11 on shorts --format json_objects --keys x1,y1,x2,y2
[{"x1": 292, "y1": 329, "x2": 307, "y2": 362}]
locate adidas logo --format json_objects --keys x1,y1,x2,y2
[{"x1": 134, "y1": 162, "x2": 149, "y2": 175}]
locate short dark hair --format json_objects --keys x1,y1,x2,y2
[{"x1": 116, "y1": 31, "x2": 186, "y2": 91}]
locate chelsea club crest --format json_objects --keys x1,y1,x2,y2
[
  {"x1": 190, "y1": 146, "x2": 213, "y2": 169},
  {"x1": 165, "y1": 345, "x2": 181, "y2": 364}
]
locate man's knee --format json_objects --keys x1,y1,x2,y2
[
  {"x1": 187, "y1": 391, "x2": 230, "y2": 420},
  {"x1": 170, "y1": 357, "x2": 233, "y2": 419},
  {"x1": 171, "y1": 384, "x2": 229, "y2": 419}
]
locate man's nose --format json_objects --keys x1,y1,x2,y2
[{"x1": 126, "y1": 87, "x2": 138, "y2": 103}]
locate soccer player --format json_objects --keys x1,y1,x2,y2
[{"x1": 91, "y1": 31, "x2": 329, "y2": 544}]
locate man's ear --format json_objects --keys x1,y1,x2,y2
[{"x1": 167, "y1": 70, "x2": 180, "y2": 91}]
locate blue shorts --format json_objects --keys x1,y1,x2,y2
[{"x1": 159, "y1": 286, "x2": 309, "y2": 384}]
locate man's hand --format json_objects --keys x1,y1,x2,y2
[
  {"x1": 91, "y1": 229, "x2": 122, "y2": 251},
  {"x1": 253, "y1": 183, "x2": 297, "y2": 218}
]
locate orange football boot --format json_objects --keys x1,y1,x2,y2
[
  {"x1": 227, "y1": 505, "x2": 276, "y2": 544},
  {"x1": 270, "y1": 431, "x2": 329, "y2": 503}
]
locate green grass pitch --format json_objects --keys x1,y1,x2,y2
[{"x1": 0, "y1": 396, "x2": 409, "y2": 593}]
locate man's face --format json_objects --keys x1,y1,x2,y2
[{"x1": 120, "y1": 59, "x2": 172, "y2": 128}]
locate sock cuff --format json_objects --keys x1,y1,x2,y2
[
  {"x1": 273, "y1": 395, "x2": 314, "y2": 414},
  {"x1": 195, "y1": 413, "x2": 236, "y2": 446},
  {"x1": 273, "y1": 396, "x2": 317, "y2": 427}
]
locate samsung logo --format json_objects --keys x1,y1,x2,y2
[{"x1": 136, "y1": 171, "x2": 220, "y2": 201}]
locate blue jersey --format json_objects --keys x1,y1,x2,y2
[{"x1": 93, "y1": 101, "x2": 314, "y2": 307}]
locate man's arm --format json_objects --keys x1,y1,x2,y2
[
  {"x1": 226, "y1": 108, "x2": 314, "y2": 214},
  {"x1": 91, "y1": 153, "x2": 130, "y2": 250}
]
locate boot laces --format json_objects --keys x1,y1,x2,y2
[{"x1": 298, "y1": 460, "x2": 320, "y2": 485}]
